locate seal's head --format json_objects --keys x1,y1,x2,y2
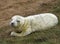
[{"x1": 10, "y1": 15, "x2": 24, "y2": 27}]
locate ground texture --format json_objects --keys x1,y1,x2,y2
[{"x1": 0, "y1": 0, "x2": 60, "y2": 44}]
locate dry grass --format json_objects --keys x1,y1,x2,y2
[{"x1": 0, "y1": 0, "x2": 60, "y2": 44}]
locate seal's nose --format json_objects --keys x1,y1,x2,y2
[{"x1": 11, "y1": 23, "x2": 14, "y2": 26}]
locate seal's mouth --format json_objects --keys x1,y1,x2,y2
[{"x1": 10, "y1": 23, "x2": 19, "y2": 28}]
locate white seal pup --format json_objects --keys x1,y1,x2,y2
[{"x1": 10, "y1": 13, "x2": 58, "y2": 37}]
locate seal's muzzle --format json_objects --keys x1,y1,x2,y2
[{"x1": 11, "y1": 23, "x2": 14, "y2": 26}]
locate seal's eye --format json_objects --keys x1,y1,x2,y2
[{"x1": 17, "y1": 20, "x2": 20, "y2": 22}]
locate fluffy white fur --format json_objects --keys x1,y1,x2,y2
[{"x1": 10, "y1": 13, "x2": 58, "y2": 37}]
